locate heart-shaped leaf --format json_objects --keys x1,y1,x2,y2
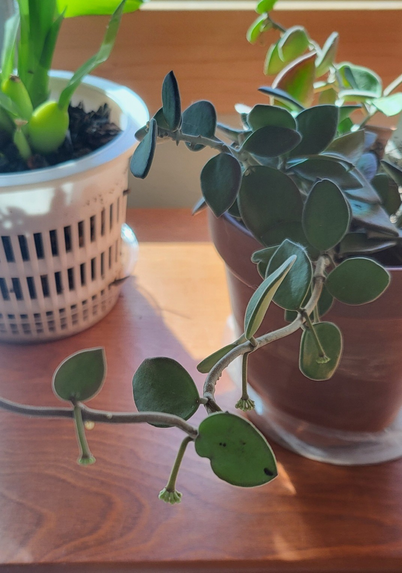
[
  {"x1": 162, "y1": 71, "x2": 181, "y2": 131},
  {"x1": 244, "y1": 255, "x2": 296, "y2": 339},
  {"x1": 272, "y1": 51, "x2": 317, "y2": 107},
  {"x1": 291, "y1": 105, "x2": 339, "y2": 157},
  {"x1": 315, "y1": 32, "x2": 339, "y2": 77},
  {"x1": 201, "y1": 153, "x2": 242, "y2": 217},
  {"x1": 299, "y1": 322, "x2": 342, "y2": 380},
  {"x1": 266, "y1": 240, "x2": 312, "y2": 310},
  {"x1": 182, "y1": 100, "x2": 216, "y2": 151},
  {"x1": 53, "y1": 348, "x2": 106, "y2": 402},
  {"x1": 303, "y1": 179, "x2": 350, "y2": 251},
  {"x1": 247, "y1": 105, "x2": 296, "y2": 131},
  {"x1": 239, "y1": 166, "x2": 303, "y2": 245},
  {"x1": 326, "y1": 258, "x2": 390, "y2": 305},
  {"x1": 195, "y1": 412, "x2": 277, "y2": 487},
  {"x1": 258, "y1": 86, "x2": 304, "y2": 111},
  {"x1": 132, "y1": 357, "x2": 200, "y2": 426},
  {"x1": 130, "y1": 118, "x2": 157, "y2": 179}
]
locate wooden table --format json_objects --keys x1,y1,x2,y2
[{"x1": 0, "y1": 209, "x2": 401, "y2": 573}]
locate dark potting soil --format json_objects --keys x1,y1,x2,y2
[{"x1": 0, "y1": 102, "x2": 121, "y2": 173}]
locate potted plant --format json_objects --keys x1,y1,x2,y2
[
  {"x1": 0, "y1": 0, "x2": 149, "y2": 342},
  {"x1": 127, "y1": 0, "x2": 402, "y2": 467}
]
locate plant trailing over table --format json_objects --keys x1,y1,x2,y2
[
  {"x1": 2, "y1": 3, "x2": 402, "y2": 505},
  {"x1": 0, "y1": 0, "x2": 143, "y2": 166}
]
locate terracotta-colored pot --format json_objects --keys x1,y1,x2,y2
[{"x1": 209, "y1": 211, "x2": 402, "y2": 464}]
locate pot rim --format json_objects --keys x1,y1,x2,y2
[
  {"x1": 0, "y1": 70, "x2": 149, "y2": 190},
  {"x1": 221, "y1": 210, "x2": 402, "y2": 274}
]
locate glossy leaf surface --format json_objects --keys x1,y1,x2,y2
[
  {"x1": 162, "y1": 71, "x2": 181, "y2": 131},
  {"x1": 132, "y1": 357, "x2": 200, "y2": 426},
  {"x1": 258, "y1": 86, "x2": 304, "y2": 111},
  {"x1": 244, "y1": 255, "x2": 296, "y2": 339},
  {"x1": 300, "y1": 322, "x2": 342, "y2": 381},
  {"x1": 130, "y1": 118, "x2": 157, "y2": 179},
  {"x1": 53, "y1": 348, "x2": 106, "y2": 402},
  {"x1": 251, "y1": 246, "x2": 278, "y2": 278},
  {"x1": 266, "y1": 240, "x2": 312, "y2": 310},
  {"x1": 201, "y1": 153, "x2": 242, "y2": 217},
  {"x1": 303, "y1": 180, "x2": 350, "y2": 251},
  {"x1": 242, "y1": 125, "x2": 301, "y2": 157},
  {"x1": 326, "y1": 258, "x2": 390, "y2": 305},
  {"x1": 195, "y1": 412, "x2": 277, "y2": 487},
  {"x1": 291, "y1": 105, "x2": 339, "y2": 156}
]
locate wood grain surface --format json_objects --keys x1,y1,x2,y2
[
  {"x1": 0, "y1": 209, "x2": 402, "y2": 572},
  {"x1": 53, "y1": 9, "x2": 402, "y2": 118}
]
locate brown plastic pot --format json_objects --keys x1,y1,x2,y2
[{"x1": 209, "y1": 210, "x2": 402, "y2": 464}]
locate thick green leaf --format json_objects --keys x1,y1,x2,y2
[
  {"x1": 197, "y1": 340, "x2": 243, "y2": 374},
  {"x1": 247, "y1": 105, "x2": 296, "y2": 131},
  {"x1": 300, "y1": 322, "x2": 342, "y2": 380},
  {"x1": 291, "y1": 105, "x2": 339, "y2": 157},
  {"x1": 337, "y1": 117, "x2": 354, "y2": 135},
  {"x1": 162, "y1": 71, "x2": 181, "y2": 131},
  {"x1": 200, "y1": 153, "x2": 242, "y2": 217},
  {"x1": 258, "y1": 86, "x2": 304, "y2": 111},
  {"x1": 247, "y1": 14, "x2": 271, "y2": 44},
  {"x1": 372, "y1": 173, "x2": 401, "y2": 215},
  {"x1": 182, "y1": 100, "x2": 216, "y2": 151},
  {"x1": 53, "y1": 348, "x2": 106, "y2": 402},
  {"x1": 326, "y1": 258, "x2": 390, "y2": 305},
  {"x1": 278, "y1": 26, "x2": 309, "y2": 61},
  {"x1": 1, "y1": 12, "x2": 20, "y2": 84},
  {"x1": 195, "y1": 412, "x2": 277, "y2": 486},
  {"x1": 256, "y1": 0, "x2": 279, "y2": 14},
  {"x1": 130, "y1": 118, "x2": 157, "y2": 179},
  {"x1": 242, "y1": 125, "x2": 301, "y2": 157},
  {"x1": 382, "y1": 159, "x2": 402, "y2": 187},
  {"x1": 264, "y1": 43, "x2": 287, "y2": 76},
  {"x1": 244, "y1": 255, "x2": 296, "y2": 339},
  {"x1": 238, "y1": 166, "x2": 303, "y2": 245},
  {"x1": 337, "y1": 63, "x2": 382, "y2": 97},
  {"x1": 326, "y1": 130, "x2": 365, "y2": 163},
  {"x1": 258, "y1": 221, "x2": 319, "y2": 259},
  {"x1": 291, "y1": 157, "x2": 360, "y2": 188},
  {"x1": 272, "y1": 51, "x2": 317, "y2": 107},
  {"x1": 372, "y1": 94, "x2": 402, "y2": 117},
  {"x1": 315, "y1": 32, "x2": 339, "y2": 77},
  {"x1": 153, "y1": 107, "x2": 170, "y2": 130},
  {"x1": 303, "y1": 179, "x2": 350, "y2": 251},
  {"x1": 57, "y1": 0, "x2": 143, "y2": 16},
  {"x1": 58, "y1": 1, "x2": 126, "y2": 110},
  {"x1": 339, "y1": 232, "x2": 396, "y2": 255},
  {"x1": 132, "y1": 357, "x2": 200, "y2": 426},
  {"x1": 266, "y1": 240, "x2": 312, "y2": 310}
]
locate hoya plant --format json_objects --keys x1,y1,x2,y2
[
  {"x1": 246, "y1": 0, "x2": 402, "y2": 132},
  {"x1": 0, "y1": 0, "x2": 143, "y2": 162}
]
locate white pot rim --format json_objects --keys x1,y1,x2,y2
[{"x1": 0, "y1": 70, "x2": 149, "y2": 190}]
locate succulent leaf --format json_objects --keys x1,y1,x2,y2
[
  {"x1": 272, "y1": 51, "x2": 317, "y2": 107},
  {"x1": 130, "y1": 118, "x2": 157, "y2": 179},
  {"x1": 162, "y1": 71, "x2": 181, "y2": 131},
  {"x1": 200, "y1": 153, "x2": 242, "y2": 217},
  {"x1": 182, "y1": 100, "x2": 217, "y2": 151},
  {"x1": 291, "y1": 105, "x2": 339, "y2": 156},
  {"x1": 299, "y1": 322, "x2": 342, "y2": 380},
  {"x1": 53, "y1": 348, "x2": 106, "y2": 403}
]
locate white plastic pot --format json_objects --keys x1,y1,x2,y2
[{"x1": 0, "y1": 71, "x2": 148, "y2": 342}]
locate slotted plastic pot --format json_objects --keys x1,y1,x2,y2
[{"x1": 0, "y1": 71, "x2": 148, "y2": 342}]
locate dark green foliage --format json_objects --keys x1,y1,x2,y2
[
  {"x1": 182, "y1": 100, "x2": 217, "y2": 151},
  {"x1": 201, "y1": 153, "x2": 242, "y2": 217},
  {"x1": 299, "y1": 322, "x2": 343, "y2": 381},
  {"x1": 53, "y1": 348, "x2": 106, "y2": 402},
  {"x1": 162, "y1": 71, "x2": 181, "y2": 131},
  {"x1": 130, "y1": 118, "x2": 157, "y2": 179}
]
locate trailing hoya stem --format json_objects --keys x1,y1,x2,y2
[
  {"x1": 159, "y1": 436, "x2": 193, "y2": 504},
  {"x1": 203, "y1": 256, "x2": 328, "y2": 408},
  {"x1": 303, "y1": 313, "x2": 330, "y2": 364},
  {"x1": 73, "y1": 404, "x2": 96, "y2": 465},
  {"x1": 157, "y1": 127, "x2": 236, "y2": 156},
  {"x1": 235, "y1": 354, "x2": 255, "y2": 411}
]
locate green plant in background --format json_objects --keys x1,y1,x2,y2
[
  {"x1": 247, "y1": 0, "x2": 402, "y2": 132},
  {"x1": 0, "y1": 0, "x2": 143, "y2": 159}
]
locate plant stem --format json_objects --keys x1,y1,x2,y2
[
  {"x1": 303, "y1": 313, "x2": 329, "y2": 363},
  {"x1": 267, "y1": 15, "x2": 286, "y2": 33},
  {"x1": 0, "y1": 398, "x2": 198, "y2": 439},
  {"x1": 158, "y1": 127, "x2": 234, "y2": 156},
  {"x1": 73, "y1": 404, "x2": 95, "y2": 465},
  {"x1": 203, "y1": 256, "x2": 328, "y2": 410},
  {"x1": 241, "y1": 354, "x2": 249, "y2": 400},
  {"x1": 164, "y1": 436, "x2": 193, "y2": 493}
]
